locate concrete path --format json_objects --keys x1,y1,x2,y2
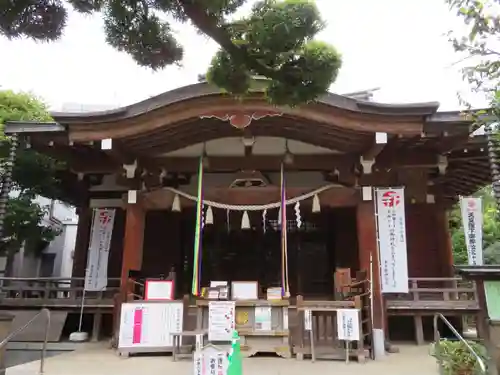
[{"x1": 6, "y1": 344, "x2": 439, "y2": 375}]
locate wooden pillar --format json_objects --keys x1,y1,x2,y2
[
  {"x1": 435, "y1": 205, "x2": 454, "y2": 277},
  {"x1": 356, "y1": 202, "x2": 386, "y2": 348},
  {"x1": 171, "y1": 212, "x2": 182, "y2": 298},
  {"x1": 71, "y1": 206, "x2": 92, "y2": 287},
  {"x1": 120, "y1": 200, "x2": 145, "y2": 299}
]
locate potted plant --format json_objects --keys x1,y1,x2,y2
[{"x1": 430, "y1": 338, "x2": 489, "y2": 375}]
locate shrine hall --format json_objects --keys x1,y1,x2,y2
[{"x1": 2, "y1": 81, "x2": 490, "y2": 360}]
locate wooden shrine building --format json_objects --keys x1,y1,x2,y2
[{"x1": 3, "y1": 81, "x2": 491, "y2": 348}]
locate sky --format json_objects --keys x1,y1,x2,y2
[{"x1": 0, "y1": 0, "x2": 483, "y2": 111}]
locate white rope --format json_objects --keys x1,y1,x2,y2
[{"x1": 164, "y1": 184, "x2": 336, "y2": 211}]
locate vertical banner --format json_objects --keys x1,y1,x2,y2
[
  {"x1": 280, "y1": 162, "x2": 290, "y2": 297},
  {"x1": 84, "y1": 208, "x2": 116, "y2": 291},
  {"x1": 460, "y1": 197, "x2": 483, "y2": 265},
  {"x1": 375, "y1": 188, "x2": 409, "y2": 293},
  {"x1": 191, "y1": 155, "x2": 205, "y2": 296}
]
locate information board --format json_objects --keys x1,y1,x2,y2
[
  {"x1": 336, "y1": 308, "x2": 360, "y2": 341},
  {"x1": 144, "y1": 280, "x2": 174, "y2": 301},
  {"x1": 193, "y1": 345, "x2": 228, "y2": 375},
  {"x1": 231, "y1": 281, "x2": 258, "y2": 300},
  {"x1": 208, "y1": 301, "x2": 235, "y2": 342},
  {"x1": 304, "y1": 309, "x2": 312, "y2": 331},
  {"x1": 118, "y1": 301, "x2": 183, "y2": 349},
  {"x1": 485, "y1": 281, "x2": 500, "y2": 321},
  {"x1": 255, "y1": 306, "x2": 272, "y2": 331}
]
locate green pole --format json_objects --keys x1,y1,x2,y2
[{"x1": 227, "y1": 330, "x2": 242, "y2": 375}]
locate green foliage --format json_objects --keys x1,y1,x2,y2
[
  {"x1": 430, "y1": 339, "x2": 489, "y2": 375},
  {"x1": 0, "y1": 90, "x2": 62, "y2": 256},
  {"x1": 447, "y1": 0, "x2": 500, "y2": 99},
  {"x1": 0, "y1": 91, "x2": 63, "y2": 197},
  {"x1": 447, "y1": 0, "x2": 500, "y2": 135},
  {"x1": 447, "y1": 1, "x2": 500, "y2": 263},
  {"x1": 0, "y1": 91, "x2": 52, "y2": 124},
  {"x1": 1, "y1": 193, "x2": 61, "y2": 255},
  {"x1": 0, "y1": 0, "x2": 342, "y2": 105},
  {"x1": 208, "y1": 0, "x2": 341, "y2": 105}
]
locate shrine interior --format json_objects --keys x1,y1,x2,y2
[{"x1": 132, "y1": 205, "x2": 360, "y2": 299}]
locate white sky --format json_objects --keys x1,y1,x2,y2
[{"x1": 0, "y1": 0, "x2": 484, "y2": 111}]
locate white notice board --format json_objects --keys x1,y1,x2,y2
[
  {"x1": 208, "y1": 301, "x2": 235, "y2": 342},
  {"x1": 304, "y1": 309, "x2": 312, "y2": 331},
  {"x1": 255, "y1": 307, "x2": 272, "y2": 331},
  {"x1": 336, "y1": 309, "x2": 360, "y2": 341},
  {"x1": 118, "y1": 302, "x2": 183, "y2": 349},
  {"x1": 231, "y1": 281, "x2": 258, "y2": 300},
  {"x1": 145, "y1": 280, "x2": 174, "y2": 301},
  {"x1": 193, "y1": 345, "x2": 228, "y2": 375}
]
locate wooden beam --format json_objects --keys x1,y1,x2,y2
[
  {"x1": 376, "y1": 149, "x2": 438, "y2": 168},
  {"x1": 156, "y1": 154, "x2": 357, "y2": 172},
  {"x1": 363, "y1": 132, "x2": 389, "y2": 160}
]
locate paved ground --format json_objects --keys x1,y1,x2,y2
[{"x1": 6, "y1": 343, "x2": 439, "y2": 375}]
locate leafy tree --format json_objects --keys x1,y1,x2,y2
[
  {"x1": 0, "y1": 0, "x2": 342, "y2": 106},
  {"x1": 446, "y1": 1, "x2": 500, "y2": 263},
  {"x1": 0, "y1": 91, "x2": 62, "y2": 274},
  {"x1": 447, "y1": 0, "x2": 500, "y2": 100}
]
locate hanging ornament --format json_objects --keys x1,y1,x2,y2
[
  {"x1": 201, "y1": 204, "x2": 206, "y2": 229},
  {"x1": 278, "y1": 207, "x2": 282, "y2": 225},
  {"x1": 206, "y1": 206, "x2": 214, "y2": 225},
  {"x1": 312, "y1": 194, "x2": 321, "y2": 213},
  {"x1": 295, "y1": 201, "x2": 302, "y2": 228},
  {"x1": 172, "y1": 194, "x2": 181, "y2": 212},
  {"x1": 262, "y1": 209, "x2": 267, "y2": 233},
  {"x1": 241, "y1": 210, "x2": 250, "y2": 230}
]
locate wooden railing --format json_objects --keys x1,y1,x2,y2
[
  {"x1": 385, "y1": 277, "x2": 480, "y2": 345},
  {"x1": 294, "y1": 296, "x2": 368, "y2": 362},
  {"x1": 385, "y1": 277, "x2": 479, "y2": 312},
  {"x1": 0, "y1": 277, "x2": 121, "y2": 308}
]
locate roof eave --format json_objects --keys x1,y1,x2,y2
[
  {"x1": 46, "y1": 81, "x2": 448, "y2": 124},
  {"x1": 4, "y1": 121, "x2": 66, "y2": 134}
]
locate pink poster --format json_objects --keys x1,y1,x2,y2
[{"x1": 132, "y1": 308, "x2": 143, "y2": 344}]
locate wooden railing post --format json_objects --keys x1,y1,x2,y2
[
  {"x1": 354, "y1": 296, "x2": 366, "y2": 362},
  {"x1": 411, "y1": 279, "x2": 419, "y2": 301},
  {"x1": 296, "y1": 295, "x2": 304, "y2": 352}
]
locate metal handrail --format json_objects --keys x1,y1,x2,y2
[
  {"x1": 0, "y1": 308, "x2": 51, "y2": 375},
  {"x1": 433, "y1": 313, "x2": 486, "y2": 374}
]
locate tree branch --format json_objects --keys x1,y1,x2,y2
[{"x1": 177, "y1": 0, "x2": 281, "y2": 80}]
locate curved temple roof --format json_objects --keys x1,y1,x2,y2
[
  {"x1": 3, "y1": 81, "x2": 490, "y2": 206},
  {"x1": 50, "y1": 81, "x2": 443, "y2": 123}
]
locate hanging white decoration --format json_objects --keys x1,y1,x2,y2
[
  {"x1": 206, "y1": 206, "x2": 214, "y2": 225},
  {"x1": 226, "y1": 209, "x2": 231, "y2": 232},
  {"x1": 277, "y1": 207, "x2": 282, "y2": 225},
  {"x1": 241, "y1": 211, "x2": 250, "y2": 230},
  {"x1": 164, "y1": 184, "x2": 336, "y2": 211},
  {"x1": 312, "y1": 194, "x2": 321, "y2": 213},
  {"x1": 262, "y1": 209, "x2": 267, "y2": 233},
  {"x1": 201, "y1": 204, "x2": 205, "y2": 229},
  {"x1": 172, "y1": 194, "x2": 181, "y2": 212},
  {"x1": 295, "y1": 201, "x2": 302, "y2": 228}
]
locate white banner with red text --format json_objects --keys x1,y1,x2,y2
[
  {"x1": 84, "y1": 208, "x2": 116, "y2": 291},
  {"x1": 375, "y1": 188, "x2": 409, "y2": 294},
  {"x1": 460, "y1": 197, "x2": 483, "y2": 266}
]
